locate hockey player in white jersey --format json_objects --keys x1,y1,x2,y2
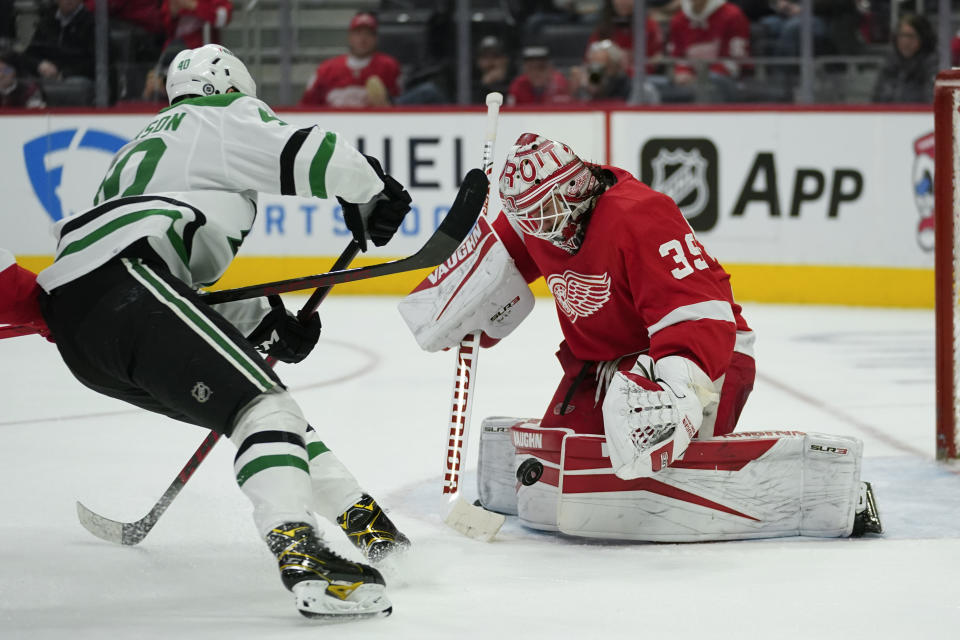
[{"x1": 36, "y1": 45, "x2": 410, "y2": 621}]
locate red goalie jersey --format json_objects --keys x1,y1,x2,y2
[
  {"x1": 496, "y1": 166, "x2": 749, "y2": 369},
  {"x1": 492, "y1": 166, "x2": 754, "y2": 435}
]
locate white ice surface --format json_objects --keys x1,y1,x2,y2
[{"x1": 1, "y1": 297, "x2": 958, "y2": 639}]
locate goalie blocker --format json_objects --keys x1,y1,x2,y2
[
  {"x1": 477, "y1": 417, "x2": 882, "y2": 540},
  {"x1": 397, "y1": 216, "x2": 534, "y2": 352}
]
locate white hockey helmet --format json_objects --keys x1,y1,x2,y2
[
  {"x1": 165, "y1": 44, "x2": 257, "y2": 103},
  {"x1": 498, "y1": 133, "x2": 601, "y2": 251}
]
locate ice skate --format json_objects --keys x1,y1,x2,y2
[
  {"x1": 852, "y1": 481, "x2": 883, "y2": 536},
  {"x1": 337, "y1": 494, "x2": 411, "y2": 563},
  {"x1": 266, "y1": 522, "x2": 392, "y2": 621}
]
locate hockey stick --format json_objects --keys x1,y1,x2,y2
[
  {"x1": 75, "y1": 173, "x2": 488, "y2": 545},
  {"x1": 0, "y1": 324, "x2": 38, "y2": 339},
  {"x1": 442, "y1": 93, "x2": 507, "y2": 542},
  {"x1": 76, "y1": 240, "x2": 362, "y2": 546},
  {"x1": 200, "y1": 168, "x2": 487, "y2": 305}
]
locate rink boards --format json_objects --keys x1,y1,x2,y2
[{"x1": 0, "y1": 106, "x2": 934, "y2": 306}]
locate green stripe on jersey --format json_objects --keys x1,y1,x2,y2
[
  {"x1": 59, "y1": 209, "x2": 183, "y2": 259},
  {"x1": 308, "y1": 132, "x2": 337, "y2": 198},
  {"x1": 125, "y1": 260, "x2": 275, "y2": 390},
  {"x1": 236, "y1": 454, "x2": 309, "y2": 486},
  {"x1": 306, "y1": 441, "x2": 330, "y2": 460}
]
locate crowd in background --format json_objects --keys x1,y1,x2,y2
[{"x1": 0, "y1": 0, "x2": 957, "y2": 109}]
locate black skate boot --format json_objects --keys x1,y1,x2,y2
[
  {"x1": 337, "y1": 494, "x2": 412, "y2": 563},
  {"x1": 266, "y1": 522, "x2": 392, "y2": 621},
  {"x1": 852, "y1": 481, "x2": 883, "y2": 537}
]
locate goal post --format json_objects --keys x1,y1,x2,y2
[{"x1": 935, "y1": 69, "x2": 960, "y2": 460}]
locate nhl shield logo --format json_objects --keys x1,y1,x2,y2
[
  {"x1": 650, "y1": 148, "x2": 709, "y2": 219},
  {"x1": 641, "y1": 138, "x2": 719, "y2": 232}
]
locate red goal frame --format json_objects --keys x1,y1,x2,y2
[{"x1": 935, "y1": 69, "x2": 960, "y2": 460}]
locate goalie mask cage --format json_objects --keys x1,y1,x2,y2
[{"x1": 935, "y1": 69, "x2": 960, "y2": 460}]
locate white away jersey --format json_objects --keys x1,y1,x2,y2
[{"x1": 37, "y1": 93, "x2": 383, "y2": 327}]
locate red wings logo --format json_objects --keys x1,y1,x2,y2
[{"x1": 546, "y1": 270, "x2": 611, "y2": 322}]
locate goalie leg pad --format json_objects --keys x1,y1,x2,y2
[
  {"x1": 477, "y1": 417, "x2": 522, "y2": 515},
  {"x1": 556, "y1": 431, "x2": 863, "y2": 541}
]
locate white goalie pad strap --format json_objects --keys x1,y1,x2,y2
[
  {"x1": 555, "y1": 431, "x2": 863, "y2": 541},
  {"x1": 800, "y1": 433, "x2": 863, "y2": 536},
  {"x1": 477, "y1": 417, "x2": 523, "y2": 516},
  {"x1": 602, "y1": 355, "x2": 720, "y2": 479},
  {"x1": 511, "y1": 421, "x2": 574, "y2": 532},
  {"x1": 398, "y1": 217, "x2": 534, "y2": 352}
]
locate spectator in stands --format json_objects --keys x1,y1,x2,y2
[
  {"x1": 872, "y1": 13, "x2": 939, "y2": 104},
  {"x1": 569, "y1": 39, "x2": 630, "y2": 102},
  {"x1": 300, "y1": 11, "x2": 400, "y2": 108},
  {"x1": 651, "y1": 0, "x2": 683, "y2": 19},
  {"x1": 23, "y1": 0, "x2": 95, "y2": 83},
  {"x1": 85, "y1": 0, "x2": 164, "y2": 38},
  {"x1": 521, "y1": 1, "x2": 603, "y2": 41},
  {"x1": 761, "y1": 0, "x2": 864, "y2": 57},
  {"x1": 0, "y1": 0, "x2": 15, "y2": 50},
  {"x1": 141, "y1": 45, "x2": 182, "y2": 104},
  {"x1": 952, "y1": 30, "x2": 959, "y2": 67},
  {"x1": 729, "y1": 0, "x2": 773, "y2": 21},
  {"x1": 507, "y1": 45, "x2": 571, "y2": 106},
  {"x1": 162, "y1": 0, "x2": 233, "y2": 51},
  {"x1": 0, "y1": 51, "x2": 46, "y2": 109},
  {"x1": 664, "y1": 0, "x2": 750, "y2": 102},
  {"x1": 589, "y1": 0, "x2": 663, "y2": 70},
  {"x1": 473, "y1": 35, "x2": 514, "y2": 104}
]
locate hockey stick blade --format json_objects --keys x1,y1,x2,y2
[
  {"x1": 77, "y1": 426, "x2": 221, "y2": 545},
  {"x1": 77, "y1": 497, "x2": 167, "y2": 546},
  {"x1": 202, "y1": 168, "x2": 488, "y2": 305},
  {"x1": 444, "y1": 497, "x2": 505, "y2": 543}
]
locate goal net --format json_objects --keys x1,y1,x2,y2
[{"x1": 935, "y1": 69, "x2": 960, "y2": 460}]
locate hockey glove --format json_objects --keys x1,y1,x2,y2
[
  {"x1": 339, "y1": 155, "x2": 412, "y2": 251},
  {"x1": 601, "y1": 355, "x2": 719, "y2": 479},
  {"x1": 247, "y1": 295, "x2": 321, "y2": 364}
]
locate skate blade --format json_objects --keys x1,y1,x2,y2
[{"x1": 293, "y1": 582, "x2": 392, "y2": 622}]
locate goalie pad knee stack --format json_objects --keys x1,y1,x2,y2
[{"x1": 398, "y1": 217, "x2": 534, "y2": 352}]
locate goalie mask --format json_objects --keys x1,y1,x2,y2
[
  {"x1": 498, "y1": 133, "x2": 601, "y2": 253},
  {"x1": 166, "y1": 45, "x2": 257, "y2": 103}
]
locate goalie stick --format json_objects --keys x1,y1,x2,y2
[
  {"x1": 75, "y1": 175, "x2": 487, "y2": 545},
  {"x1": 442, "y1": 93, "x2": 507, "y2": 543}
]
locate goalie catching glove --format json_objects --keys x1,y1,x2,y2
[
  {"x1": 602, "y1": 355, "x2": 720, "y2": 479},
  {"x1": 339, "y1": 155, "x2": 413, "y2": 251},
  {"x1": 247, "y1": 295, "x2": 321, "y2": 363}
]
